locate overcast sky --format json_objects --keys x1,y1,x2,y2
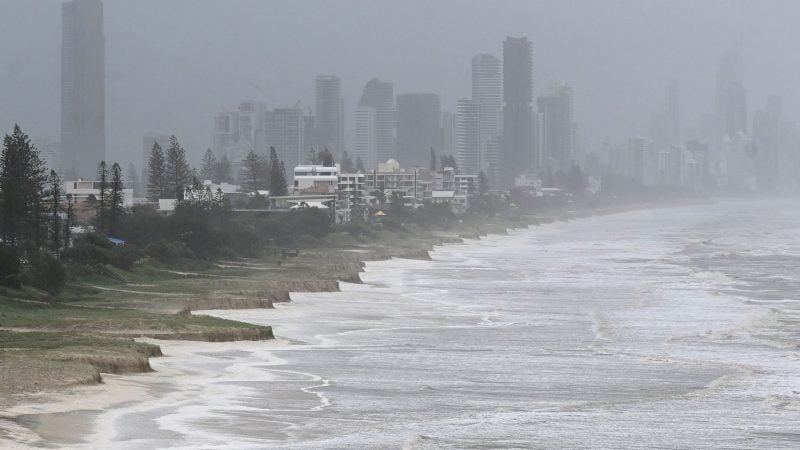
[{"x1": 1, "y1": 0, "x2": 799, "y2": 166}]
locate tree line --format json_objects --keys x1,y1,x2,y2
[
  {"x1": 146, "y1": 135, "x2": 192, "y2": 202},
  {"x1": 0, "y1": 126, "x2": 69, "y2": 292},
  {"x1": 147, "y1": 139, "x2": 292, "y2": 200},
  {"x1": 238, "y1": 147, "x2": 289, "y2": 196}
]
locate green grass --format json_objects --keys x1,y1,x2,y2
[
  {"x1": 0, "y1": 330, "x2": 156, "y2": 353},
  {"x1": 0, "y1": 298, "x2": 269, "y2": 334}
]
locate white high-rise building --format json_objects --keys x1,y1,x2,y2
[
  {"x1": 456, "y1": 98, "x2": 481, "y2": 175},
  {"x1": 472, "y1": 54, "x2": 502, "y2": 138},
  {"x1": 355, "y1": 106, "x2": 378, "y2": 170},
  {"x1": 472, "y1": 53, "x2": 502, "y2": 184},
  {"x1": 358, "y1": 79, "x2": 394, "y2": 166}
]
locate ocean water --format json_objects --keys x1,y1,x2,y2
[{"x1": 103, "y1": 200, "x2": 800, "y2": 449}]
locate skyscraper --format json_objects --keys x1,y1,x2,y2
[
  {"x1": 649, "y1": 80, "x2": 681, "y2": 148},
  {"x1": 61, "y1": 0, "x2": 105, "y2": 177},
  {"x1": 501, "y1": 37, "x2": 533, "y2": 184},
  {"x1": 315, "y1": 76, "x2": 344, "y2": 156},
  {"x1": 212, "y1": 100, "x2": 266, "y2": 163},
  {"x1": 354, "y1": 106, "x2": 377, "y2": 170},
  {"x1": 265, "y1": 107, "x2": 305, "y2": 174},
  {"x1": 472, "y1": 53, "x2": 502, "y2": 183},
  {"x1": 472, "y1": 54, "x2": 502, "y2": 139},
  {"x1": 395, "y1": 93, "x2": 441, "y2": 167},
  {"x1": 441, "y1": 112, "x2": 457, "y2": 157},
  {"x1": 537, "y1": 83, "x2": 575, "y2": 172},
  {"x1": 356, "y1": 78, "x2": 395, "y2": 169},
  {"x1": 715, "y1": 44, "x2": 747, "y2": 140},
  {"x1": 456, "y1": 99, "x2": 481, "y2": 175}
]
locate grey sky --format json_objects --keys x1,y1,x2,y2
[{"x1": 1, "y1": 0, "x2": 799, "y2": 166}]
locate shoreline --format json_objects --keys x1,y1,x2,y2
[{"x1": 0, "y1": 197, "x2": 709, "y2": 447}]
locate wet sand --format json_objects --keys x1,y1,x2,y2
[{"x1": 0, "y1": 339, "x2": 288, "y2": 448}]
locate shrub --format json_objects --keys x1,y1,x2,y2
[
  {"x1": 21, "y1": 252, "x2": 66, "y2": 295},
  {"x1": 81, "y1": 232, "x2": 115, "y2": 249},
  {"x1": 62, "y1": 237, "x2": 111, "y2": 266},
  {"x1": 108, "y1": 245, "x2": 144, "y2": 270},
  {"x1": 0, "y1": 244, "x2": 21, "y2": 289},
  {"x1": 341, "y1": 217, "x2": 372, "y2": 239},
  {"x1": 63, "y1": 233, "x2": 143, "y2": 270},
  {"x1": 145, "y1": 240, "x2": 196, "y2": 263}
]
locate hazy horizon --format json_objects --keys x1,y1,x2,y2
[{"x1": 2, "y1": 0, "x2": 799, "y2": 167}]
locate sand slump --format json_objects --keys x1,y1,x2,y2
[{"x1": 186, "y1": 252, "x2": 437, "y2": 313}]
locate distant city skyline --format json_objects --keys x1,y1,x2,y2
[{"x1": 2, "y1": 0, "x2": 800, "y2": 173}]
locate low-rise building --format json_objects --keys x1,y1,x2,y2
[
  {"x1": 365, "y1": 159, "x2": 425, "y2": 207},
  {"x1": 363, "y1": 159, "x2": 478, "y2": 209},
  {"x1": 293, "y1": 165, "x2": 339, "y2": 194},
  {"x1": 201, "y1": 180, "x2": 240, "y2": 194},
  {"x1": 64, "y1": 180, "x2": 135, "y2": 207},
  {"x1": 338, "y1": 172, "x2": 367, "y2": 209}
]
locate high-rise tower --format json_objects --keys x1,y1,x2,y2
[
  {"x1": 715, "y1": 44, "x2": 747, "y2": 140},
  {"x1": 315, "y1": 76, "x2": 344, "y2": 156},
  {"x1": 356, "y1": 79, "x2": 394, "y2": 169},
  {"x1": 456, "y1": 98, "x2": 481, "y2": 175},
  {"x1": 472, "y1": 54, "x2": 502, "y2": 139},
  {"x1": 537, "y1": 83, "x2": 575, "y2": 172},
  {"x1": 395, "y1": 93, "x2": 441, "y2": 168},
  {"x1": 501, "y1": 37, "x2": 533, "y2": 184},
  {"x1": 472, "y1": 53, "x2": 502, "y2": 183},
  {"x1": 61, "y1": 0, "x2": 105, "y2": 177}
]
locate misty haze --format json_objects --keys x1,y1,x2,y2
[{"x1": 1, "y1": 0, "x2": 799, "y2": 448}]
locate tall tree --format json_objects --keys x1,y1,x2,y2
[
  {"x1": 48, "y1": 170, "x2": 62, "y2": 257},
  {"x1": 215, "y1": 154, "x2": 233, "y2": 184},
  {"x1": 96, "y1": 161, "x2": 109, "y2": 233},
  {"x1": 63, "y1": 194, "x2": 74, "y2": 249},
  {"x1": 200, "y1": 148, "x2": 217, "y2": 182},
  {"x1": 164, "y1": 135, "x2": 190, "y2": 200},
  {"x1": 355, "y1": 157, "x2": 365, "y2": 172},
  {"x1": 277, "y1": 161, "x2": 289, "y2": 196},
  {"x1": 440, "y1": 154, "x2": 458, "y2": 173},
  {"x1": 340, "y1": 151, "x2": 355, "y2": 172},
  {"x1": 240, "y1": 150, "x2": 266, "y2": 192},
  {"x1": 389, "y1": 191, "x2": 407, "y2": 217},
  {"x1": 566, "y1": 163, "x2": 587, "y2": 195},
  {"x1": 544, "y1": 165, "x2": 555, "y2": 188},
  {"x1": 147, "y1": 142, "x2": 166, "y2": 202},
  {"x1": 268, "y1": 147, "x2": 288, "y2": 196},
  {"x1": 0, "y1": 125, "x2": 47, "y2": 247},
  {"x1": 429, "y1": 147, "x2": 437, "y2": 171},
  {"x1": 372, "y1": 189, "x2": 386, "y2": 209},
  {"x1": 319, "y1": 148, "x2": 335, "y2": 167},
  {"x1": 477, "y1": 170, "x2": 490, "y2": 195},
  {"x1": 109, "y1": 162, "x2": 124, "y2": 235}
]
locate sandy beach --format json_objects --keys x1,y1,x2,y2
[{"x1": 0, "y1": 338, "x2": 290, "y2": 449}]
